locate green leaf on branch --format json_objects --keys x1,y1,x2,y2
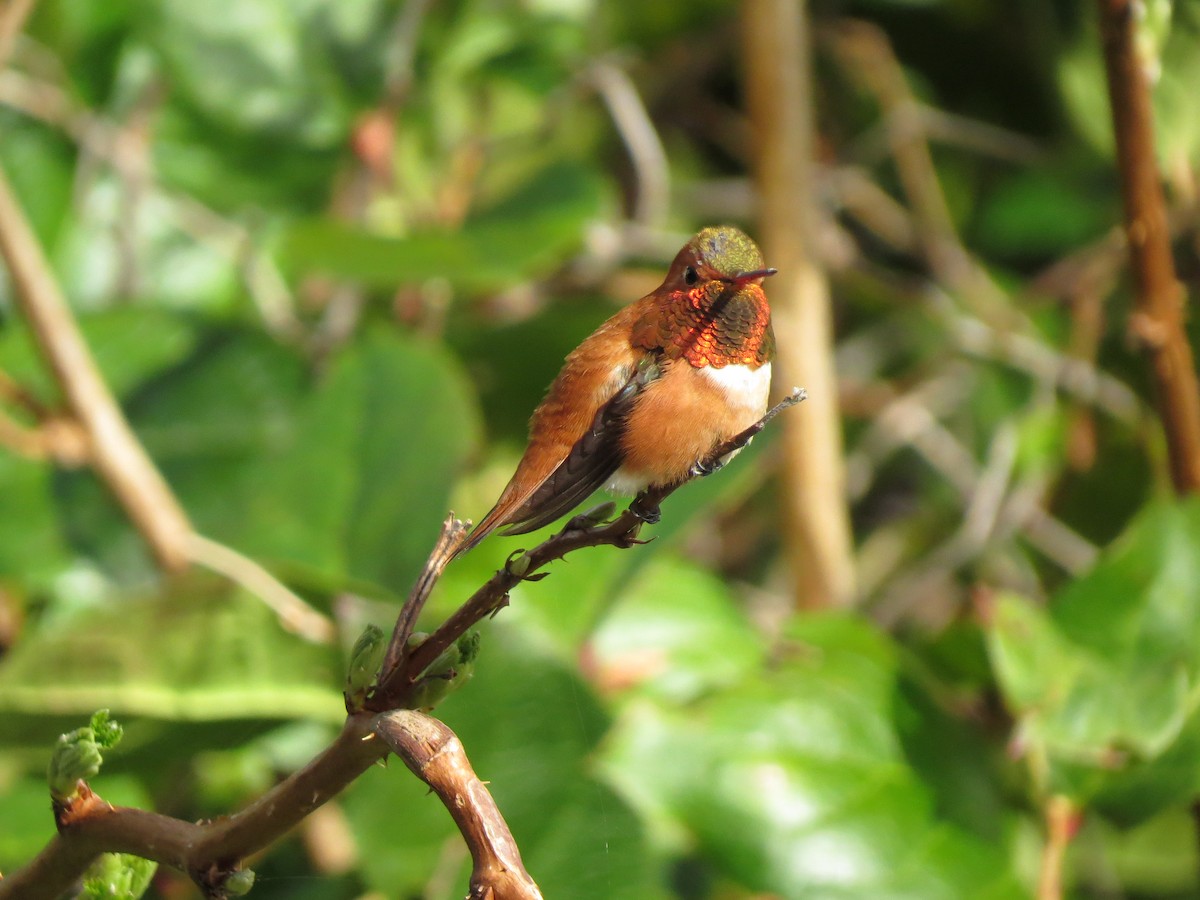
[
  {"x1": 344, "y1": 624, "x2": 386, "y2": 707},
  {"x1": 82, "y1": 853, "x2": 157, "y2": 900},
  {"x1": 988, "y1": 499, "x2": 1200, "y2": 820}
]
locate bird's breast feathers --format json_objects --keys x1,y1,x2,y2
[{"x1": 698, "y1": 361, "x2": 772, "y2": 412}]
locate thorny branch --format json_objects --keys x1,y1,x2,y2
[
  {"x1": 1, "y1": 711, "x2": 543, "y2": 900},
  {"x1": 0, "y1": 714, "x2": 385, "y2": 900}
]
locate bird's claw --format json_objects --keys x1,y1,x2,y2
[
  {"x1": 631, "y1": 495, "x2": 661, "y2": 525},
  {"x1": 690, "y1": 456, "x2": 725, "y2": 478}
]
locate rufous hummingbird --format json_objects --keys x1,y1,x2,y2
[{"x1": 454, "y1": 225, "x2": 776, "y2": 559}]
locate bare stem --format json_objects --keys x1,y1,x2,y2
[
  {"x1": 380, "y1": 515, "x2": 470, "y2": 677},
  {"x1": 0, "y1": 163, "x2": 194, "y2": 571},
  {"x1": 1096, "y1": 0, "x2": 1200, "y2": 492},
  {"x1": 185, "y1": 533, "x2": 334, "y2": 643},
  {"x1": 0, "y1": 0, "x2": 36, "y2": 69},
  {"x1": 741, "y1": 0, "x2": 856, "y2": 608},
  {"x1": 1036, "y1": 795, "x2": 1079, "y2": 900}
]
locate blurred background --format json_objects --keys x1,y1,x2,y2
[{"x1": 2, "y1": 0, "x2": 1200, "y2": 897}]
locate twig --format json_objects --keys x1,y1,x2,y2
[
  {"x1": 380, "y1": 515, "x2": 469, "y2": 677},
  {"x1": 1037, "y1": 795, "x2": 1079, "y2": 900},
  {"x1": 0, "y1": 163, "x2": 193, "y2": 571},
  {"x1": 741, "y1": 0, "x2": 856, "y2": 609},
  {"x1": 0, "y1": 162, "x2": 331, "y2": 637},
  {"x1": 373, "y1": 389, "x2": 806, "y2": 706},
  {"x1": 382, "y1": 0, "x2": 434, "y2": 108},
  {"x1": 943, "y1": 300, "x2": 1143, "y2": 426},
  {"x1": 0, "y1": 406, "x2": 88, "y2": 463},
  {"x1": 829, "y1": 19, "x2": 1011, "y2": 318},
  {"x1": 184, "y1": 533, "x2": 335, "y2": 643},
  {"x1": 376, "y1": 711, "x2": 543, "y2": 900},
  {"x1": 848, "y1": 374, "x2": 1098, "y2": 609},
  {"x1": 0, "y1": 0, "x2": 36, "y2": 69},
  {"x1": 586, "y1": 59, "x2": 671, "y2": 228},
  {"x1": 1096, "y1": 0, "x2": 1200, "y2": 492},
  {"x1": 998, "y1": 475, "x2": 1098, "y2": 573}
]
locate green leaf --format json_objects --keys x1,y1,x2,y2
[
  {"x1": 150, "y1": 0, "x2": 355, "y2": 144},
  {"x1": 975, "y1": 167, "x2": 1115, "y2": 259},
  {"x1": 588, "y1": 556, "x2": 766, "y2": 702},
  {"x1": 279, "y1": 163, "x2": 604, "y2": 289},
  {"x1": 0, "y1": 579, "x2": 343, "y2": 725},
  {"x1": 0, "y1": 307, "x2": 198, "y2": 407},
  {"x1": 66, "y1": 324, "x2": 479, "y2": 591},
  {"x1": 987, "y1": 499, "x2": 1200, "y2": 818},
  {"x1": 82, "y1": 853, "x2": 157, "y2": 900},
  {"x1": 600, "y1": 613, "x2": 1024, "y2": 898},
  {"x1": 0, "y1": 455, "x2": 71, "y2": 586},
  {"x1": 332, "y1": 328, "x2": 482, "y2": 590}
]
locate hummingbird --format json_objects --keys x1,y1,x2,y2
[{"x1": 454, "y1": 225, "x2": 776, "y2": 559}]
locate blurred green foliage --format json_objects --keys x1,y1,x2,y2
[{"x1": 2, "y1": 0, "x2": 1200, "y2": 897}]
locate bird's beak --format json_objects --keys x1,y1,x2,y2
[{"x1": 730, "y1": 267, "x2": 778, "y2": 285}]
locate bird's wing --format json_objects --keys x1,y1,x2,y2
[
  {"x1": 451, "y1": 302, "x2": 661, "y2": 559},
  {"x1": 497, "y1": 360, "x2": 657, "y2": 536}
]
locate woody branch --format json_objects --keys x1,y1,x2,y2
[{"x1": 1096, "y1": 0, "x2": 1200, "y2": 492}]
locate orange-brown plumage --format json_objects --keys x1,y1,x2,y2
[{"x1": 454, "y1": 225, "x2": 775, "y2": 559}]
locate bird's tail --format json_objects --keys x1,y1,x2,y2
[{"x1": 446, "y1": 503, "x2": 507, "y2": 563}]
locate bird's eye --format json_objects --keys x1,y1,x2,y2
[{"x1": 683, "y1": 266, "x2": 699, "y2": 286}]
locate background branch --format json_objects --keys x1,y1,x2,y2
[
  {"x1": 1096, "y1": 0, "x2": 1200, "y2": 492},
  {"x1": 741, "y1": 0, "x2": 856, "y2": 609},
  {"x1": 0, "y1": 161, "x2": 332, "y2": 639},
  {"x1": 0, "y1": 164, "x2": 193, "y2": 572},
  {"x1": 0, "y1": 0, "x2": 35, "y2": 69}
]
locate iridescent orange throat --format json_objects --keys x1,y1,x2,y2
[{"x1": 632, "y1": 283, "x2": 774, "y2": 368}]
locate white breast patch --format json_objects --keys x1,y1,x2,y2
[{"x1": 700, "y1": 362, "x2": 772, "y2": 411}]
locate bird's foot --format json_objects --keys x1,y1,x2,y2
[
  {"x1": 689, "y1": 456, "x2": 726, "y2": 478},
  {"x1": 630, "y1": 494, "x2": 661, "y2": 525}
]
